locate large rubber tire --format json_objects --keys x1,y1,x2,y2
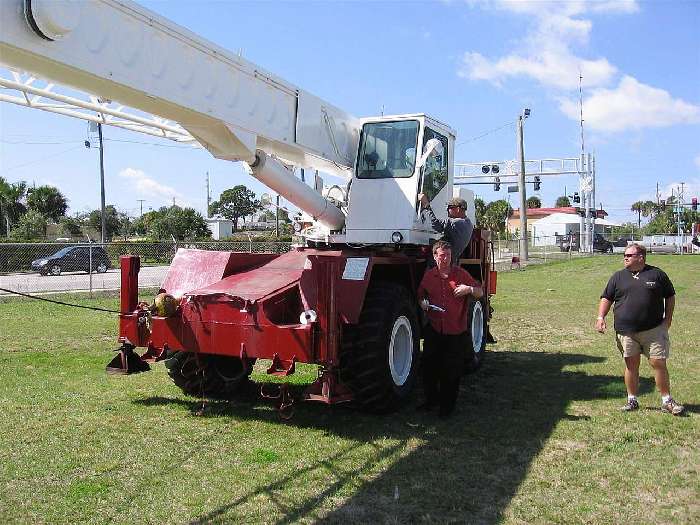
[
  {"x1": 464, "y1": 297, "x2": 487, "y2": 373},
  {"x1": 164, "y1": 351, "x2": 253, "y2": 399},
  {"x1": 340, "y1": 282, "x2": 420, "y2": 413},
  {"x1": 49, "y1": 264, "x2": 62, "y2": 276}
]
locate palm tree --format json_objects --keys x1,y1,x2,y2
[
  {"x1": 555, "y1": 196, "x2": 571, "y2": 207},
  {"x1": 640, "y1": 200, "x2": 656, "y2": 222},
  {"x1": 26, "y1": 185, "x2": 68, "y2": 222},
  {"x1": 0, "y1": 177, "x2": 28, "y2": 237},
  {"x1": 630, "y1": 201, "x2": 643, "y2": 228}
]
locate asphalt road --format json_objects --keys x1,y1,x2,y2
[{"x1": 0, "y1": 265, "x2": 169, "y2": 296}]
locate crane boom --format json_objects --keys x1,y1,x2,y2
[
  {"x1": 0, "y1": 0, "x2": 358, "y2": 229},
  {"x1": 0, "y1": 0, "x2": 359, "y2": 177}
]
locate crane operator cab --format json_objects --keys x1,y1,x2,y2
[{"x1": 339, "y1": 113, "x2": 463, "y2": 247}]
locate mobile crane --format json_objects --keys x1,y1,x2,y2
[{"x1": 0, "y1": 0, "x2": 496, "y2": 412}]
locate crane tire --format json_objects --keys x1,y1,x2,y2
[
  {"x1": 340, "y1": 282, "x2": 419, "y2": 413},
  {"x1": 464, "y1": 297, "x2": 487, "y2": 374},
  {"x1": 165, "y1": 351, "x2": 253, "y2": 399}
]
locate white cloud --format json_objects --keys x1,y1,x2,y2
[
  {"x1": 458, "y1": 1, "x2": 622, "y2": 90},
  {"x1": 459, "y1": 0, "x2": 700, "y2": 135},
  {"x1": 118, "y1": 167, "x2": 185, "y2": 206},
  {"x1": 559, "y1": 76, "x2": 700, "y2": 132},
  {"x1": 459, "y1": 49, "x2": 615, "y2": 90}
]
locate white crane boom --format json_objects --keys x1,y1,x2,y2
[
  {"x1": 0, "y1": 0, "x2": 459, "y2": 242},
  {"x1": 0, "y1": 0, "x2": 358, "y2": 229}
]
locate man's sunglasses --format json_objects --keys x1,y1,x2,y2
[{"x1": 623, "y1": 253, "x2": 641, "y2": 258}]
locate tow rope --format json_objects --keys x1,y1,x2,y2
[{"x1": 0, "y1": 287, "x2": 121, "y2": 314}]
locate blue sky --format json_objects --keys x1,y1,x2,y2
[{"x1": 1, "y1": 0, "x2": 698, "y2": 224}]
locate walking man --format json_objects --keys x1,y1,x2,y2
[{"x1": 596, "y1": 243, "x2": 684, "y2": 414}]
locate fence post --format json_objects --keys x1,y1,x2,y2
[
  {"x1": 89, "y1": 242, "x2": 93, "y2": 298},
  {"x1": 543, "y1": 236, "x2": 547, "y2": 262}
]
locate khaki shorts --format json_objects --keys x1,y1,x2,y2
[{"x1": 616, "y1": 324, "x2": 670, "y2": 359}]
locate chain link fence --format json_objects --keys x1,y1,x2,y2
[
  {"x1": 3, "y1": 232, "x2": 689, "y2": 296},
  {"x1": 491, "y1": 233, "x2": 617, "y2": 272},
  {"x1": 0, "y1": 241, "x2": 291, "y2": 296}
]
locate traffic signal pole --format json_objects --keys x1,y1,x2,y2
[{"x1": 517, "y1": 114, "x2": 528, "y2": 262}]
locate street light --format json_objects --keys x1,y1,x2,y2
[{"x1": 517, "y1": 108, "x2": 531, "y2": 262}]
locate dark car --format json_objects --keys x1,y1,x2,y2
[
  {"x1": 31, "y1": 246, "x2": 111, "y2": 276},
  {"x1": 558, "y1": 233, "x2": 613, "y2": 253}
]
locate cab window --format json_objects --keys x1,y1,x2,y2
[
  {"x1": 419, "y1": 127, "x2": 448, "y2": 202},
  {"x1": 357, "y1": 120, "x2": 419, "y2": 179}
]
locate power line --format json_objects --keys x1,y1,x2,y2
[
  {"x1": 0, "y1": 139, "x2": 83, "y2": 145},
  {"x1": 456, "y1": 121, "x2": 515, "y2": 146},
  {"x1": 0, "y1": 145, "x2": 83, "y2": 173}
]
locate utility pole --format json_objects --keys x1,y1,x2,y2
[
  {"x1": 137, "y1": 199, "x2": 145, "y2": 216},
  {"x1": 517, "y1": 109, "x2": 530, "y2": 262},
  {"x1": 678, "y1": 183, "x2": 685, "y2": 252},
  {"x1": 275, "y1": 194, "x2": 280, "y2": 238},
  {"x1": 590, "y1": 153, "x2": 596, "y2": 251},
  {"x1": 97, "y1": 122, "x2": 106, "y2": 244},
  {"x1": 206, "y1": 171, "x2": 211, "y2": 218},
  {"x1": 656, "y1": 182, "x2": 660, "y2": 205}
]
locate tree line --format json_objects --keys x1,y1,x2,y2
[
  {"x1": 629, "y1": 198, "x2": 699, "y2": 235},
  {"x1": 0, "y1": 178, "x2": 289, "y2": 242},
  {"x1": 472, "y1": 195, "x2": 570, "y2": 236}
]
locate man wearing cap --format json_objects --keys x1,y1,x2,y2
[{"x1": 418, "y1": 193, "x2": 474, "y2": 264}]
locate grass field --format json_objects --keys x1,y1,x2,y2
[{"x1": 0, "y1": 255, "x2": 698, "y2": 524}]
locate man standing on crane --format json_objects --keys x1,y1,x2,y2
[
  {"x1": 418, "y1": 240, "x2": 483, "y2": 418},
  {"x1": 419, "y1": 194, "x2": 474, "y2": 263}
]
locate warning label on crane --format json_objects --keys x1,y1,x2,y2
[{"x1": 342, "y1": 258, "x2": 369, "y2": 281}]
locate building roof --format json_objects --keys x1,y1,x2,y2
[
  {"x1": 511, "y1": 207, "x2": 608, "y2": 219},
  {"x1": 535, "y1": 213, "x2": 620, "y2": 227}
]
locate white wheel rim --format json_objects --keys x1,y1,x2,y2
[
  {"x1": 389, "y1": 315, "x2": 413, "y2": 386},
  {"x1": 98, "y1": 263, "x2": 107, "y2": 272},
  {"x1": 51, "y1": 266, "x2": 60, "y2": 275},
  {"x1": 471, "y1": 302, "x2": 484, "y2": 354}
]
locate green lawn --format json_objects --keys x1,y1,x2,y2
[{"x1": 0, "y1": 255, "x2": 698, "y2": 524}]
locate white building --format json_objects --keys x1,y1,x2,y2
[
  {"x1": 206, "y1": 218, "x2": 233, "y2": 240},
  {"x1": 530, "y1": 213, "x2": 620, "y2": 246}
]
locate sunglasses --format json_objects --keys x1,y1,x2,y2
[
  {"x1": 446, "y1": 205, "x2": 462, "y2": 210},
  {"x1": 623, "y1": 253, "x2": 641, "y2": 258}
]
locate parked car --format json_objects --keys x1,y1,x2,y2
[
  {"x1": 31, "y1": 246, "x2": 111, "y2": 276},
  {"x1": 558, "y1": 233, "x2": 613, "y2": 253},
  {"x1": 611, "y1": 236, "x2": 635, "y2": 253}
]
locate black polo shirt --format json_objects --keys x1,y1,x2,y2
[{"x1": 601, "y1": 265, "x2": 675, "y2": 334}]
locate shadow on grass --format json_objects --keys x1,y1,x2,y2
[{"x1": 134, "y1": 351, "x2": 655, "y2": 524}]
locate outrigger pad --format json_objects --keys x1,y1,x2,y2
[{"x1": 106, "y1": 345, "x2": 151, "y2": 375}]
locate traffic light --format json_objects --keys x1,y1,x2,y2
[
  {"x1": 533, "y1": 176, "x2": 541, "y2": 191},
  {"x1": 494, "y1": 177, "x2": 501, "y2": 191},
  {"x1": 573, "y1": 192, "x2": 580, "y2": 203},
  {"x1": 693, "y1": 197, "x2": 698, "y2": 211}
]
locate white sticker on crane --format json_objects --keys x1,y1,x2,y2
[{"x1": 342, "y1": 258, "x2": 369, "y2": 280}]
